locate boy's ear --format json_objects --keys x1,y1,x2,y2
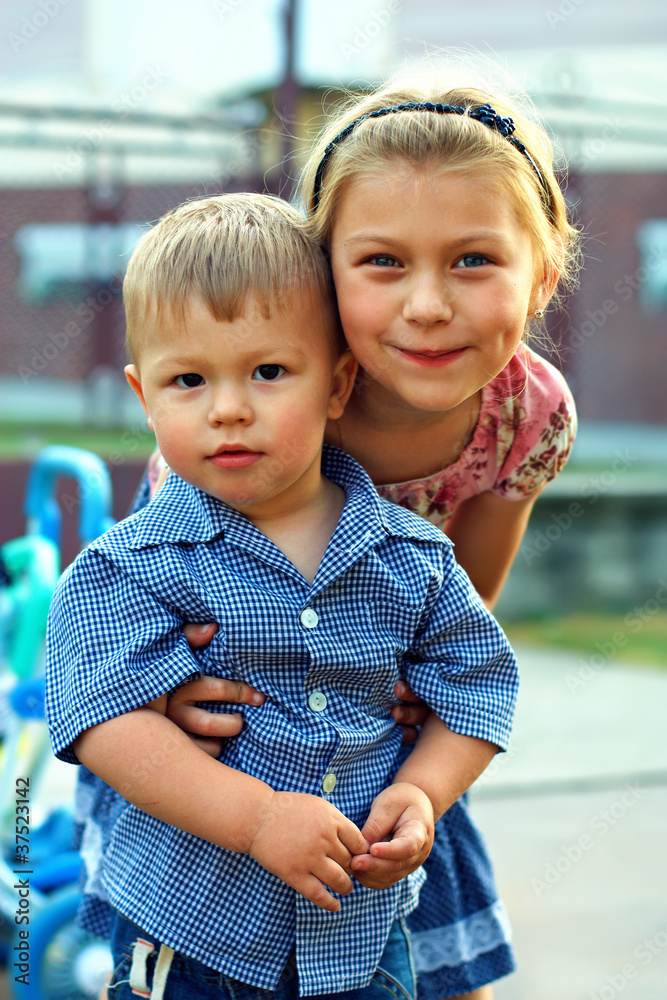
[
  {"x1": 327, "y1": 349, "x2": 358, "y2": 421},
  {"x1": 125, "y1": 364, "x2": 154, "y2": 431}
]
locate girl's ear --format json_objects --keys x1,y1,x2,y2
[
  {"x1": 532, "y1": 238, "x2": 563, "y2": 312},
  {"x1": 327, "y1": 349, "x2": 358, "y2": 421},
  {"x1": 125, "y1": 365, "x2": 154, "y2": 431},
  {"x1": 532, "y1": 272, "x2": 559, "y2": 317}
]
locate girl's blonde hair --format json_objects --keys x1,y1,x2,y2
[
  {"x1": 124, "y1": 193, "x2": 339, "y2": 362},
  {"x1": 299, "y1": 75, "x2": 582, "y2": 312}
]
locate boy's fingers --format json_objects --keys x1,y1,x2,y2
[
  {"x1": 359, "y1": 809, "x2": 396, "y2": 848},
  {"x1": 340, "y1": 819, "x2": 370, "y2": 857},
  {"x1": 297, "y1": 876, "x2": 340, "y2": 912},
  {"x1": 370, "y1": 827, "x2": 425, "y2": 860},
  {"x1": 318, "y1": 860, "x2": 354, "y2": 896},
  {"x1": 350, "y1": 852, "x2": 406, "y2": 873},
  {"x1": 352, "y1": 822, "x2": 427, "y2": 870},
  {"x1": 354, "y1": 869, "x2": 410, "y2": 890}
]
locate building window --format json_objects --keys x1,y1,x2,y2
[
  {"x1": 636, "y1": 220, "x2": 667, "y2": 314},
  {"x1": 13, "y1": 222, "x2": 146, "y2": 303}
]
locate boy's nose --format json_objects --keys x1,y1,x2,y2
[
  {"x1": 403, "y1": 275, "x2": 453, "y2": 326},
  {"x1": 208, "y1": 387, "x2": 254, "y2": 426}
]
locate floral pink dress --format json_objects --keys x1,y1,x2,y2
[{"x1": 377, "y1": 342, "x2": 576, "y2": 526}]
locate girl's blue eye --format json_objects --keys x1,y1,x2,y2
[
  {"x1": 369, "y1": 255, "x2": 399, "y2": 267},
  {"x1": 252, "y1": 364, "x2": 286, "y2": 381},
  {"x1": 175, "y1": 373, "x2": 204, "y2": 387},
  {"x1": 456, "y1": 254, "x2": 487, "y2": 268}
]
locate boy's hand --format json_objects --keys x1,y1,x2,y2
[
  {"x1": 248, "y1": 791, "x2": 367, "y2": 912},
  {"x1": 350, "y1": 783, "x2": 434, "y2": 890}
]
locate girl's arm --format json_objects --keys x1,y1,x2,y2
[
  {"x1": 374, "y1": 491, "x2": 540, "y2": 744},
  {"x1": 444, "y1": 491, "x2": 540, "y2": 609},
  {"x1": 171, "y1": 491, "x2": 537, "y2": 751}
]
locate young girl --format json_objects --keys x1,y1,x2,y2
[
  {"x1": 301, "y1": 76, "x2": 577, "y2": 999},
  {"x1": 80, "y1": 70, "x2": 580, "y2": 1000}
]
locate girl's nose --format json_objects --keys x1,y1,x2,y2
[
  {"x1": 208, "y1": 386, "x2": 254, "y2": 426},
  {"x1": 402, "y1": 274, "x2": 453, "y2": 326}
]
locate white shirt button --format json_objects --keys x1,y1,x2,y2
[
  {"x1": 308, "y1": 691, "x2": 327, "y2": 712},
  {"x1": 321, "y1": 773, "x2": 337, "y2": 794},
  {"x1": 300, "y1": 608, "x2": 318, "y2": 629}
]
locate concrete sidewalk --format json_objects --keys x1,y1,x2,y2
[{"x1": 471, "y1": 646, "x2": 667, "y2": 1000}]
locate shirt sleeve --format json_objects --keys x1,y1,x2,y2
[
  {"x1": 45, "y1": 547, "x2": 204, "y2": 764},
  {"x1": 403, "y1": 549, "x2": 518, "y2": 751},
  {"x1": 492, "y1": 347, "x2": 577, "y2": 501}
]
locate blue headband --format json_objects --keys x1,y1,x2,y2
[{"x1": 312, "y1": 101, "x2": 550, "y2": 212}]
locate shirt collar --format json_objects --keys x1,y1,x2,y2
[
  {"x1": 128, "y1": 445, "x2": 440, "y2": 551},
  {"x1": 128, "y1": 474, "x2": 231, "y2": 550}
]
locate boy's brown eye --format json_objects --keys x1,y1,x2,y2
[
  {"x1": 175, "y1": 373, "x2": 204, "y2": 387},
  {"x1": 253, "y1": 364, "x2": 285, "y2": 381}
]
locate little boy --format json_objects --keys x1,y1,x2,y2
[{"x1": 46, "y1": 194, "x2": 518, "y2": 1000}]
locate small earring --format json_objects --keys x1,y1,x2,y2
[{"x1": 533, "y1": 308, "x2": 544, "y2": 318}]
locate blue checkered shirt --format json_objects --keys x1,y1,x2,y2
[{"x1": 46, "y1": 447, "x2": 518, "y2": 996}]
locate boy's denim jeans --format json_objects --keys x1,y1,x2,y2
[{"x1": 108, "y1": 911, "x2": 416, "y2": 1000}]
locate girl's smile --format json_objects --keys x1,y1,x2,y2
[
  {"x1": 330, "y1": 165, "x2": 548, "y2": 420},
  {"x1": 392, "y1": 345, "x2": 470, "y2": 367}
]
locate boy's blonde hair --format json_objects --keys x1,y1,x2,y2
[
  {"x1": 124, "y1": 193, "x2": 340, "y2": 362},
  {"x1": 299, "y1": 76, "x2": 582, "y2": 316}
]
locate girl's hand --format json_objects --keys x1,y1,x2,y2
[
  {"x1": 169, "y1": 627, "x2": 266, "y2": 757},
  {"x1": 350, "y1": 783, "x2": 434, "y2": 890},
  {"x1": 177, "y1": 632, "x2": 426, "y2": 753},
  {"x1": 391, "y1": 681, "x2": 432, "y2": 744}
]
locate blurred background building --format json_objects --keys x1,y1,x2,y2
[
  {"x1": 1, "y1": 8, "x2": 666, "y2": 999},
  {"x1": 0, "y1": 0, "x2": 666, "y2": 617}
]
